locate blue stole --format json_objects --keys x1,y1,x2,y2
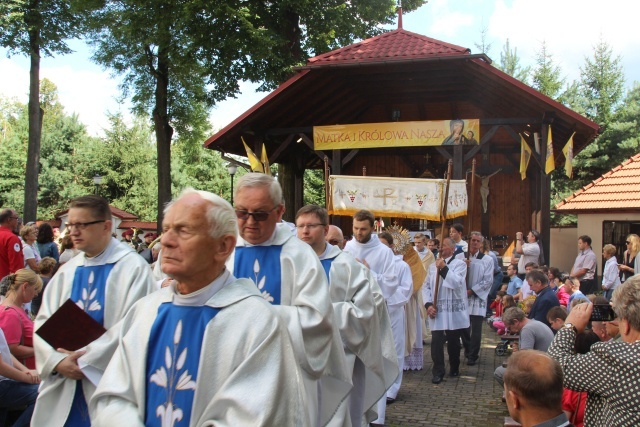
[
  {"x1": 234, "y1": 245, "x2": 283, "y2": 305},
  {"x1": 65, "y1": 263, "x2": 115, "y2": 427},
  {"x1": 145, "y1": 303, "x2": 220, "y2": 427},
  {"x1": 320, "y1": 256, "x2": 339, "y2": 282}
]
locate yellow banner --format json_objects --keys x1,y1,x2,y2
[{"x1": 314, "y1": 119, "x2": 480, "y2": 150}]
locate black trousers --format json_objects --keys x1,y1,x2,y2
[
  {"x1": 431, "y1": 328, "x2": 464, "y2": 377},
  {"x1": 580, "y1": 278, "x2": 598, "y2": 295},
  {"x1": 461, "y1": 315, "x2": 484, "y2": 362}
]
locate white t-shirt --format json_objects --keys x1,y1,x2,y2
[{"x1": 0, "y1": 329, "x2": 14, "y2": 382}]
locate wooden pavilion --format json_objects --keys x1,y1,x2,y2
[{"x1": 204, "y1": 21, "x2": 599, "y2": 259}]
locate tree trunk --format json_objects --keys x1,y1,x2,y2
[
  {"x1": 153, "y1": 45, "x2": 173, "y2": 233},
  {"x1": 24, "y1": 28, "x2": 42, "y2": 222}
]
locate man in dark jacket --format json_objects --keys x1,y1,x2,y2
[{"x1": 526, "y1": 269, "x2": 559, "y2": 328}]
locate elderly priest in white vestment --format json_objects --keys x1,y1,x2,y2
[
  {"x1": 33, "y1": 195, "x2": 155, "y2": 427},
  {"x1": 91, "y1": 189, "x2": 308, "y2": 426},
  {"x1": 227, "y1": 174, "x2": 350, "y2": 427}
]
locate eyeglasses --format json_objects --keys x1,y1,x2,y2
[
  {"x1": 235, "y1": 206, "x2": 278, "y2": 222},
  {"x1": 296, "y1": 223, "x2": 325, "y2": 230},
  {"x1": 65, "y1": 220, "x2": 106, "y2": 231}
]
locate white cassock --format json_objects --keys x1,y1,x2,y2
[
  {"x1": 33, "y1": 238, "x2": 155, "y2": 427},
  {"x1": 467, "y1": 252, "x2": 494, "y2": 316},
  {"x1": 228, "y1": 223, "x2": 350, "y2": 427},
  {"x1": 422, "y1": 256, "x2": 469, "y2": 331},
  {"x1": 407, "y1": 249, "x2": 433, "y2": 369},
  {"x1": 362, "y1": 269, "x2": 399, "y2": 426},
  {"x1": 344, "y1": 234, "x2": 398, "y2": 300},
  {"x1": 90, "y1": 271, "x2": 309, "y2": 426},
  {"x1": 387, "y1": 255, "x2": 412, "y2": 397},
  {"x1": 319, "y1": 244, "x2": 385, "y2": 427}
]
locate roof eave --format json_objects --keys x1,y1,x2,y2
[{"x1": 296, "y1": 52, "x2": 488, "y2": 70}]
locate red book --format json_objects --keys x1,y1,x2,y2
[{"x1": 36, "y1": 299, "x2": 106, "y2": 351}]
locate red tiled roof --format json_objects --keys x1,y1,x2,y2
[
  {"x1": 306, "y1": 28, "x2": 470, "y2": 67},
  {"x1": 55, "y1": 205, "x2": 138, "y2": 220},
  {"x1": 555, "y1": 153, "x2": 640, "y2": 212},
  {"x1": 119, "y1": 221, "x2": 157, "y2": 230}
]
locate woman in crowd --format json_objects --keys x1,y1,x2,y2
[
  {"x1": 618, "y1": 234, "x2": 639, "y2": 283},
  {"x1": 19, "y1": 225, "x2": 40, "y2": 273},
  {"x1": 30, "y1": 257, "x2": 57, "y2": 316},
  {"x1": 548, "y1": 276, "x2": 640, "y2": 426},
  {"x1": 0, "y1": 269, "x2": 43, "y2": 369},
  {"x1": 36, "y1": 223, "x2": 59, "y2": 263},
  {"x1": 602, "y1": 244, "x2": 621, "y2": 300},
  {"x1": 0, "y1": 327, "x2": 39, "y2": 427},
  {"x1": 58, "y1": 234, "x2": 79, "y2": 265}
]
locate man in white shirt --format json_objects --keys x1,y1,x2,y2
[{"x1": 515, "y1": 230, "x2": 541, "y2": 280}]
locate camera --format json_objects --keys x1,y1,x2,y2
[{"x1": 590, "y1": 303, "x2": 616, "y2": 322}]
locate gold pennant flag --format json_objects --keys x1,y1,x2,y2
[
  {"x1": 563, "y1": 132, "x2": 575, "y2": 179},
  {"x1": 241, "y1": 137, "x2": 264, "y2": 173},
  {"x1": 545, "y1": 125, "x2": 555, "y2": 174},
  {"x1": 261, "y1": 144, "x2": 271, "y2": 176},
  {"x1": 520, "y1": 134, "x2": 532, "y2": 180}
]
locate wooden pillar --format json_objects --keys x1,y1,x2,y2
[
  {"x1": 331, "y1": 150, "x2": 342, "y2": 226},
  {"x1": 540, "y1": 124, "x2": 551, "y2": 264},
  {"x1": 279, "y1": 162, "x2": 296, "y2": 223},
  {"x1": 453, "y1": 145, "x2": 463, "y2": 179}
]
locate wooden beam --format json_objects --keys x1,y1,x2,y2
[
  {"x1": 270, "y1": 134, "x2": 295, "y2": 163},
  {"x1": 342, "y1": 149, "x2": 359, "y2": 167},
  {"x1": 300, "y1": 133, "x2": 332, "y2": 166},
  {"x1": 437, "y1": 147, "x2": 453, "y2": 160},
  {"x1": 464, "y1": 125, "x2": 499, "y2": 162}
]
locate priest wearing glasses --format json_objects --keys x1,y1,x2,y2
[
  {"x1": 32, "y1": 195, "x2": 155, "y2": 427},
  {"x1": 227, "y1": 173, "x2": 350, "y2": 427}
]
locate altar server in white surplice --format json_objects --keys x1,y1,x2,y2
[
  {"x1": 423, "y1": 237, "x2": 469, "y2": 385},
  {"x1": 296, "y1": 205, "x2": 386, "y2": 427},
  {"x1": 343, "y1": 210, "x2": 399, "y2": 426},
  {"x1": 377, "y1": 232, "x2": 412, "y2": 402},
  {"x1": 91, "y1": 189, "x2": 308, "y2": 426},
  {"x1": 227, "y1": 174, "x2": 350, "y2": 427},
  {"x1": 461, "y1": 232, "x2": 494, "y2": 366},
  {"x1": 32, "y1": 195, "x2": 155, "y2": 427}
]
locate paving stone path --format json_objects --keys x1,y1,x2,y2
[{"x1": 385, "y1": 322, "x2": 511, "y2": 427}]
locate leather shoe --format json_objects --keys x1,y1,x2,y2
[
  {"x1": 386, "y1": 397, "x2": 396, "y2": 405},
  {"x1": 449, "y1": 370, "x2": 459, "y2": 377},
  {"x1": 432, "y1": 375, "x2": 444, "y2": 384},
  {"x1": 467, "y1": 358, "x2": 478, "y2": 366}
]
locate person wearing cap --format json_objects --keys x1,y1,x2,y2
[
  {"x1": 120, "y1": 229, "x2": 135, "y2": 249},
  {"x1": 137, "y1": 232, "x2": 157, "y2": 254}
]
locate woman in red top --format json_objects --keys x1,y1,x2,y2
[{"x1": 0, "y1": 269, "x2": 43, "y2": 369}]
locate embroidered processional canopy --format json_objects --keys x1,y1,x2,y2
[{"x1": 328, "y1": 175, "x2": 467, "y2": 220}]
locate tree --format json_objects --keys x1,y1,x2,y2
[
  {"x1": 579, "y1": 36, "x2": 625, "y2": 127},
  {"x1": 531, "y1": 41, "x2": 564, "y2": 99},
  {"x1": 0, "y1": 0, "x2": 83, "y2": 221},
  {"x1": 473, "y1": 20, "x2": 492, "y2": 56},
  {"x1": 303, "y1": 169, "x2": 326, "y2": 207},
  {"x1": 86, "y1": 1, "x2": 426, "y2": 228},
  {"x1": 496, "y1": 38, "x2": 530, "y2": 84}
]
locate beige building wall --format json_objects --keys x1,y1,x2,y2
[{"x1": 550, "y1": 226, "x2": 578, "y2": 274}]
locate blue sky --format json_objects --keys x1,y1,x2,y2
[{"x1": 1, "y1": 0, "x2": 638, "y2": 136}]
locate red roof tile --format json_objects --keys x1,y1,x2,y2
[
  {"x1": 555, "y1": 153, "x2": 640, "y2": 212},
  {"x1": 119, "y1": 221, "x2": 157, "y2": 230},
  {"x1": 54, "y1": 205, "x2": 139, "y2": 220},
  {"x1": 306, "y1": 28, "x2": 470, "y2": 67}
]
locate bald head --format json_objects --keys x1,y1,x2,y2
[{"x1": 326, "y1": 225, "x2": 345, "y2": 249}]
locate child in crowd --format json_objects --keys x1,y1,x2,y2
[
  {"x1": 487, "y1": 291, "x2": 506, "y2": 326},
  {"x1": 546, "y1": 306, "x2": 567, "y2": 331},
  {"x1": 492, "y1": 294, "x2": 516, "y2": 335}
]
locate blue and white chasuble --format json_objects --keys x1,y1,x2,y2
[
  {"x1": 145, "y1": 303, "x2": 219, "y2": 427},
  {"x1": 234, "y1": 245, "x2": 283, "y2": 305},
  {"x1": 320, "y1": 256, "x2": 338, "y2": 281},
  {"x1": 65, "y1": 264, "x2": 115, "y2": 427}
]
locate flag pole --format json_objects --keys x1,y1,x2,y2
[
  {"x1": 466, "y1": 158, "x2": 476, "y2": 287},
  {"x1": 324, "y1": 156, "x2": 330, "y2": 209},
  {"x1": 433, "y1": 160, "x2": 453, "y2": 308}
]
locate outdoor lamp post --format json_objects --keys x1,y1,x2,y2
[
  {"x1": 226, "y1": 163, "x2": 237, "y2": 205},
  {"x1": 93, "y1": 174, "x2": 104, "y2": 196}
]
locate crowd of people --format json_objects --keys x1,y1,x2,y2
[{"x1": 0, "y1": 177, "x2": 639, "y2": 426}]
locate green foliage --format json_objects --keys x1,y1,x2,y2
[
  {"x1": 531, "y1": 41, "x2": 564, "y2": 99},
  {"x1": 303, "y1": 169, "x2": 326, "y2": 207},
  {"x1": 496, "y1": 38, "x2": 530, "y2": 84}
]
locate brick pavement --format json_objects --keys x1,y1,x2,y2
[{"x1": 384, "y1": 322, "x2": 511, "y2": 427}]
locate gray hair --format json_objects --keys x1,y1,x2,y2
[
  {"x1": 502, "y1": 307, "x2": 526, "y2": 325},
  {"x1": 234, "y1": 173, "x2": 283, "y2": 206},
  {"x1": 164, "y1": 188, "x2": 238, "y2": 239},
  {"x1": 469, "y1": 231, "x2": 483, "y2": 242},
  {"x1": 612, "y1": 275, "x2": 640, "y2": 331}
]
